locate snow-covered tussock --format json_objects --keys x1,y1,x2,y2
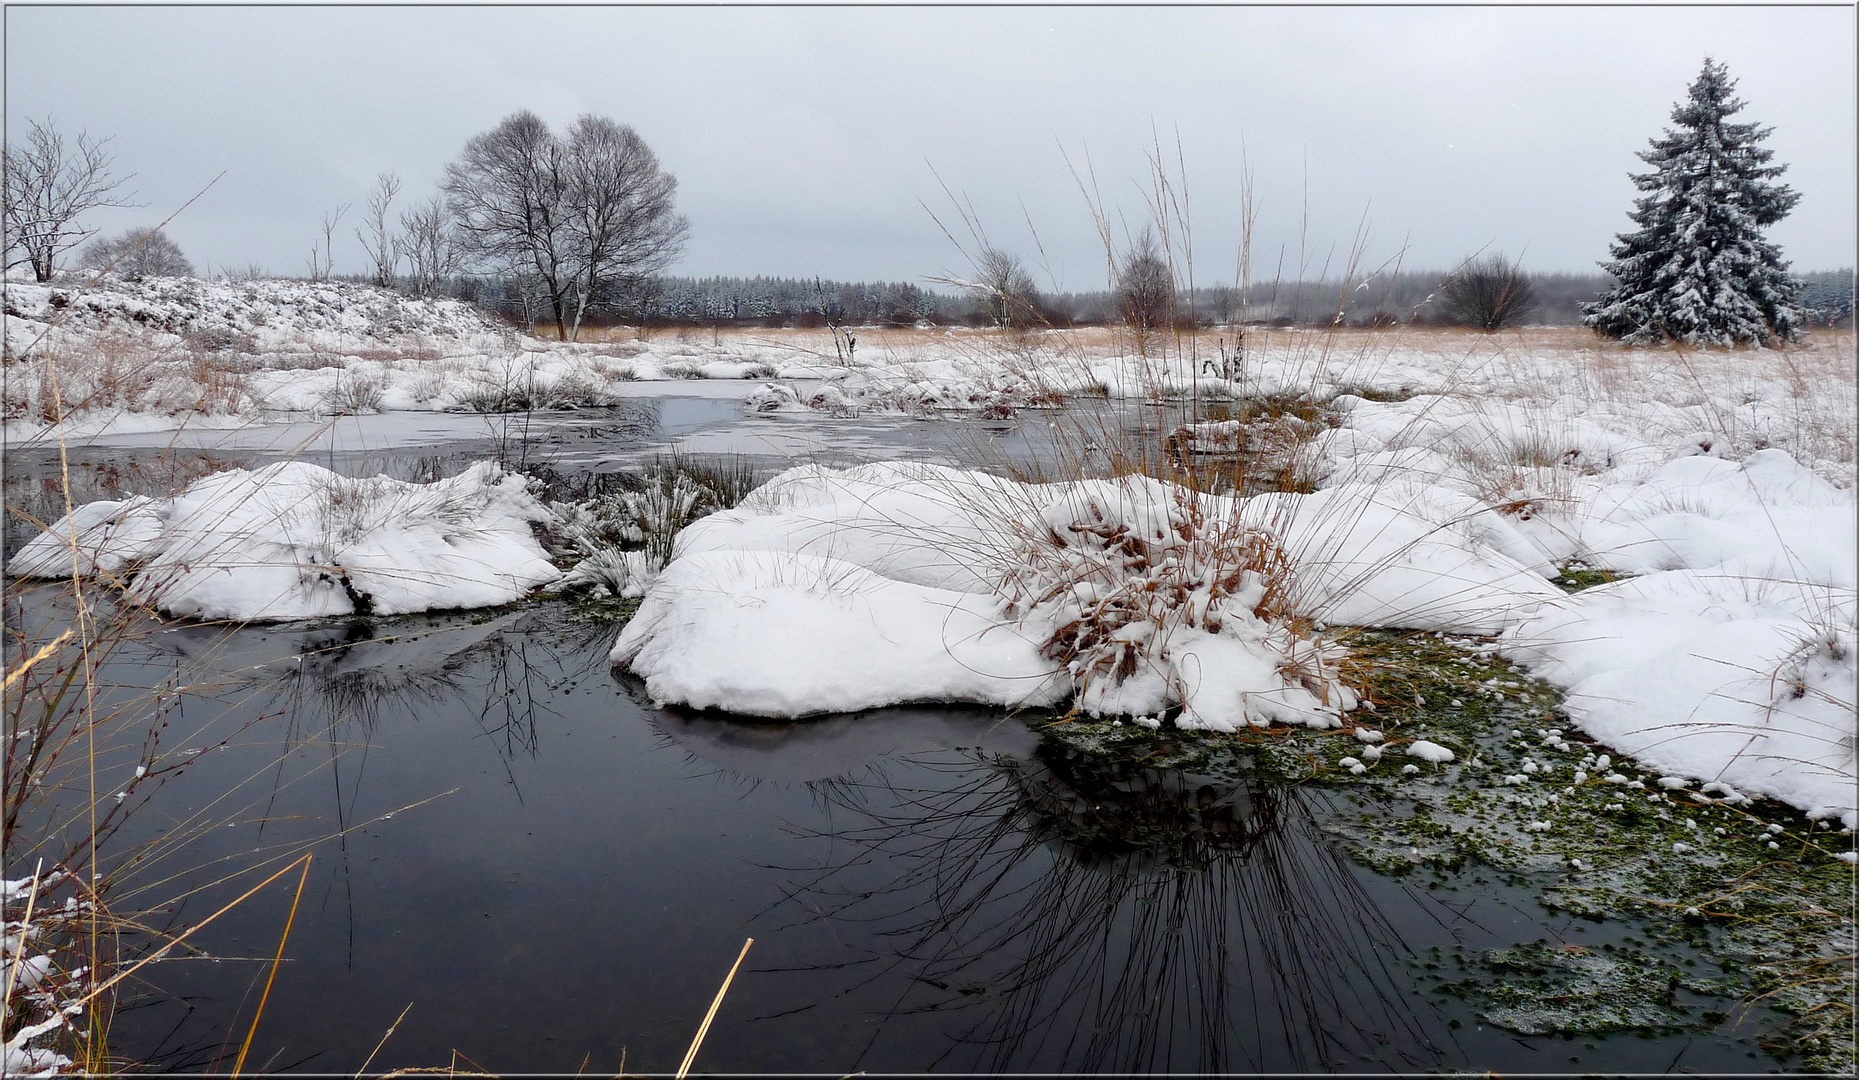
[
  {"x1": 999, "y1": 476, "x2": 1357, "y2": 728},
  {"x1": 612, "y1": 462, "x2": 1561, "y2": 728},
  {"x1": 9, "y1": 461, "x2": 562, "y2": 621}
]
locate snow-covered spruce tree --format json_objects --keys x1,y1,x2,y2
[{"x1": 1583, "y1": 58, "x2": 1805, "y2": 347}]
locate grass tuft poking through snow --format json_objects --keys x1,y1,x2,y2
[{"x1": 552, "y1": 456, "x2": 761, "y2": 599}]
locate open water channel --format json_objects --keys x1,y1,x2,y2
[{"x1": 3, "y1": 391, "x2": 1793, "y2": 1073}]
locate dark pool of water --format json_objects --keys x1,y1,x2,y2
[{"x1": 9, "y1": 596, "x2": 1782, "y2": 1075}]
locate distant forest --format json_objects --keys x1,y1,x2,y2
[{"x1": 363, "y1": 268, "x2": 1854, "y2": 331}]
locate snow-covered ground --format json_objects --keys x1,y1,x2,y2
[
  {"x1": 7, "y1": 277, "x2": 1853, "y2": 481},
  {"x1": 7, "y1": 275, "x2": 1854, "y2": 824}
]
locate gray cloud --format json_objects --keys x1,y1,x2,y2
[{"x1": 7, "y1": 5, "x2": 1853, "y2": 286}]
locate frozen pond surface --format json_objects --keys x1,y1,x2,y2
[
  {"x1": 3, "y1": 394, "x2": 1145, "y2": 555},
  {"x1": 3, "y1": 397, "x2": 1798, "y2": 1072}
]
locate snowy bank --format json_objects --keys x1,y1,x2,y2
[
  {"x1": 612, "y1": 462, "x2": 1561, "y2": 730},
  {"x1": 3, "y1": 274, "x2": 500, "y2": 354},
  {"x1": 1496, "y1": 448, "x2": 1857, "y2": 826},
  {"x1": 9, "y1": 461, "x2": 561, "y2": 620},
  {"x1": 1296, "y1": 387, "x2": 1858, "y2": 823},
  {"x1": 613, "y1": 441, "x2": 1856, "y2": 825}
]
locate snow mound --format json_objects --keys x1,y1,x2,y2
[
  {"x1": 1498, "y1": 448, "x2": 1857, "y2": 826},
  {"x1": 611, "y1": 550, "x2": 1066, "y2": 717},
  {"x1": 9, "y1": 461, "x2": 561, "y2": 621},
  {"x1": 1406, "y1": 740, "x2": 1456, "y2": 763},
  {"x1": 613, "y1": 462, "x2": 1560, "y2": 727}
]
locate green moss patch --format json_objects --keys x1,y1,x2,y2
[{"x1": 1033, "y1": 628, "x2": 1856, "y2": 1070}]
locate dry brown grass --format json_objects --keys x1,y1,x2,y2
[{"x1": 5, "y1": 333, "x2": 258, "y2": 424}]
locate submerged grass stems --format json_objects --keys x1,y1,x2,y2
[{"x1": 776, "y1": 746, "x2": 1435, "y2": 1072}]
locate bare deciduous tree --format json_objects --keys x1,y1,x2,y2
[
  {"x1": 77, "y1": 227, "x2": 193, "y2": 279},
  {"x1": 1118, "y1": 229, "x2": 1176, "y2": 339},
  {"x1": 444, "y1": 112, "x2": 571, "y2": 331},
  {"x1": 307, "y1": 202, "x2": 349, "y2": 281},
  {"x1": 355, "y1": 172, "x2": 401, "y2": 287},
  {"x1": 443, "y1": 110, "x2": 687, "y2": 341},
  {"x1": 973, "y1": 246, "x2": 1041, "y2": 330},
  {"x1": 3, "y1": 117, "x2": 138, "y2": 282},
  {"x1": 396, "y1": 194, "x2": 465, "y2": 297},
  {"x1": 1440, "y1": 253, "x2": 1537, "y2": 331},
  {"x1": 561, "y1": 115, "x2": 686, "y2": 338}
]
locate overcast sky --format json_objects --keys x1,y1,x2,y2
[{"x1": 6, "y1": 5, "x2": 1854, "y2": 289}]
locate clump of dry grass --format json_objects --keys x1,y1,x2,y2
[
  {"x1": 318, "y1": 369, "x2": 386, "y2": 415},
  {"x1": 4, "y1": 332, "x2": 257, "y2": 425}
]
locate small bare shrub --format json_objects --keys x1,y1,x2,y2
[
  {"x1": 319, "y1": 371, "x2": 386, "y2": 415},
  {"x1": 1440, "y1": 254, "x2": 1537, "y2": 332}
]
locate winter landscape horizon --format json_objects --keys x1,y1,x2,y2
[{"x1": 4, "y1": 6, "x2": 1856, "y2": 1076}]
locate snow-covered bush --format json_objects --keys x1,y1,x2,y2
[{"x1": 611, "y1": 460, "x2": 1559, "y2": 728}]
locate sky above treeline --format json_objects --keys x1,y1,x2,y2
[{"x1": 6, "y1": 5, "x2": 1854, "y2": 288}]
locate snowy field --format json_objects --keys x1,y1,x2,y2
[{"x1": 7, "y1": 275, "x2": 1855, "y2": 825}]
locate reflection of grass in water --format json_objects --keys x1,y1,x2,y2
[
  {"x1": 1042, "y1": 628, "x2": 1855, "y2": 1071},
  {"x1": 777, "y1": 745, "x2": 1446, "y2": 1072},
  {"x1": 47, "y1": 602, "x2": 617, "y2": 1069},
  {"x1": 2, "y1": 576, "x2": 439, "y2": 1071},
  {"x1": 223, "y1": 604, "x2": 618, "y2": 777}
]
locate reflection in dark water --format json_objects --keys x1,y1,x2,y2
[
  {"x1": 10, "y1": 401, "x2": 1775, "y2": 1072},
  {"x1": 771, "y1": 744, "x2": 1444, "y2": 1072},
  {"x1": 23, "y1": 602, "x2": 1752, "y2": 1073},
  {"x1": 84, "y1": 608, "x2": 619, "y2": 1071}
]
